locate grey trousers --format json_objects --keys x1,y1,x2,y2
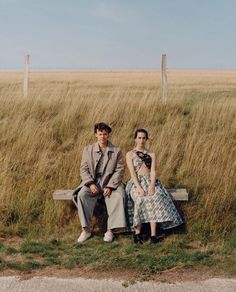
[{"x1": 77, "y1": 185, "x2": 127, "y2": 230}]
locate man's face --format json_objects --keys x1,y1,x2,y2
[{"x1": 95, "y1": 130, "x2": 109, "y2": 145}]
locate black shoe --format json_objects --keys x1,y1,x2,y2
[
  {"x1": 133, "y1": 233, "x2": 143, "y2": 244},
  {"x1": 150, "y1": 235, "x2": 160, "y2": 244}
]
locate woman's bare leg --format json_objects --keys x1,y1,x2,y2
[
  {"x1": 150, "y1": 222, "x2": 157, "y2": 236},
  {"x1": 135, "y1": 224, "x2": 142, "y2": 235}
]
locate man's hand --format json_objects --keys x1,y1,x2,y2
[
  {"x1": 103, "y1": 187, "x2": 112, "y2": 198},
  {"x1": 89, "y1": 184, "x2": 99, "y2": 196}
]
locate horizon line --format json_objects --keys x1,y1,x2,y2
[{"x1": 1, "y1": 67, "x2": 236, "y2": 73}]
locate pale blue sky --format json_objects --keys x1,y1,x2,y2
[{"x1": 0, "y1": 0, "x2": 236, "y2": 70}]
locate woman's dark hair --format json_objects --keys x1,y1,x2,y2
[
  {"x1": 134, "y1": 128, "x2": 149, "y2": 139},
  {"x1": 94, "y1": 122, "x2": 112, "y2": 134}
]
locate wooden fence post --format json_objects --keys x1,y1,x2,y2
[
  {"x1": 161, "y1": 54, "x2": 168, "y2": 103},
  {"x1": 23, "y1": 54, "x2": 30, "y2": 98}
]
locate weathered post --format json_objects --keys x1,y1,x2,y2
[
  {"x1": 161, "y1": 54, "x2": 167, "y2": 103},
  {"x1": 23, "y1": 54, "x2": 30, "y2": 98}
]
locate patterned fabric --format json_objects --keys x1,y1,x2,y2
[
  {"x1": 135, "y1": 151, "x2": 152, "y2": 169},
  {"x1": 125, "y1": 150, "x2": 183, "y2": 231}
]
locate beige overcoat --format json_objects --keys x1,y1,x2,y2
[{"x1": 74, "y1": 141, "x2": 125, "y2": 194}]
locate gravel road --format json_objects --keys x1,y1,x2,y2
[{"x1": 0, "y1": 276, "x2": 236, "y2": 292}]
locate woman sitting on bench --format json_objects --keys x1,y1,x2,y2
[{"x1": 126, "y1": 128, "x2": 183, "y2": 244}]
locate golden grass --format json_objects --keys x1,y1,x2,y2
[{"x1": 0, "y1": 70, "x2": 235, "y2": 239}]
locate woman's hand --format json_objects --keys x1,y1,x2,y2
[
  {"x1": 137, "y1": 186, "x2": 145, "y2": 196},
  {"x1": 148, "y1": 184, "x2": 155, "y2": 196}
]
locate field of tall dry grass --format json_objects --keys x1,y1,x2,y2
[{"x1": 0, "y1": 70, "x2": 235, "y2": 240}]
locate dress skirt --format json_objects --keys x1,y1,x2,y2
[{"x1": 125, "y1": 175, "x2": 183, "y2": 231}]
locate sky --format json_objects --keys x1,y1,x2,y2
[{"x1": 0, "y1": 0, "x2": 236, "y2": 70}]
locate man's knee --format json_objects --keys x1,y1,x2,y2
[
  {"x1": 107, "y1": 186, "x2": 125, "y2": 205},
  {"x1": 111, "y1": 185, "x2": 125, "y2": 198},
  {"x1": 77, "y1": 186, "x2": 92, "y2": 201}
]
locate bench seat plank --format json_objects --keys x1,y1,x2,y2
[{"x1": 53, "y1": 188, "x2": 188, "y2": 201}]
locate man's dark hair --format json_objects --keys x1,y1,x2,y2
[
  {"x1": 134, "y1": 128, "x2": 149, "y2": 139},
  {"x1": 94, "y1": 122, "x2": 112, "y2": 134}
]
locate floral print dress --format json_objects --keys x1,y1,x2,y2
[{"x1": 125, "y1": 150, "x2": 183, "y2": 230}]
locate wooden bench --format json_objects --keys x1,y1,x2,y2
[
  {"x1": 53, "y1": 188, "x2": 188, "y2": 232},
  {"x1": 53, "y1": 188, "x2": 189, "y2": 204}
]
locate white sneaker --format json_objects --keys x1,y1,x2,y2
[
  {"x1": 77, "y1": 231, "x2": 92, "y2": 243},
  {"x1": 103, "y1": 231, "x2": 114, "y2": 242}
]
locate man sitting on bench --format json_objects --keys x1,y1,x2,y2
[{"x1": 74, "y1": 122, "x2": 126, "y2": 243}]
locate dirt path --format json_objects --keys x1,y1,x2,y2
[{"x1": 0, "y1": 276, "x2": 236, "y2": 292}]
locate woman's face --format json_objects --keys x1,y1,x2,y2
[{"x1": 135, "y1": 132, "x2": 147, "y2": 148}]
